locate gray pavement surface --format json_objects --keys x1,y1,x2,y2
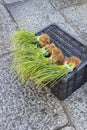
[
  {"x1": 0, "y1": 0, "x2": 87, "y2": 130},
  {"x1": 0, "y1": 3, "x2": 68, "y2": 130},
  {"x1": 0, "y1": 4, "x2": 17, "y2": 55},
  {"x1": 65, "y1": 82, "x2": 87, "y2": 130},
  {"x1": 60, "y1": 3, "x2": 87, "y2": 43},
  {"x1": 50, "y1": 0, "x2": 87, "y2": 10},
  {"x1": 3, "y1": 0, "x2": 25, "y2": 4},
  {"x1": 6, "y1": 0, "x2": 78, "y2": 36},
  {"x1": 60, "y1": 126, "x2": 75, "y2": 130},
  {"x1": 0, "y1": 55, "x2": 68, "y2": 130}
]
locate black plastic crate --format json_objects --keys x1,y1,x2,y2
[{"x1": 37, "y1": 24, "x2": 87, "y2": 100}]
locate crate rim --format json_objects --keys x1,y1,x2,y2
[
  {"x1": 36, "y1": 24, "x2": 87, "y2": 83},
  {"x1": 63, "y1": 61, "x2": 87, "y2": 82},
  {"x1": 36, "y1": 23, "x2": 87, "y2": 48}
]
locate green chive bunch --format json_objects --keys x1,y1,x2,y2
[{"x1": 11, "y1": 29, "x2": 69, "y2": 89}]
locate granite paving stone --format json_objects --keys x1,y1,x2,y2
[
  {"x1": 50, "y1": 0, "x2": 87, "y2": 10},
  {"x1": 0, "y1": 4, "x2": 17, "y2": 55},
  {"x1": 63, "y1": 83, "x2": 87, "y2": 130},
  {"x1": 1, "y1": 0, "x2": 87, "y2": 130},
  {"x1": 0, "y1": 55, "x2": 68, "y2": 130},
  {"x1": 0, "y1": 2, "x2": 69, "y2": 130},
  {"x1": 3, "y1": 0, "x2": 25, "y2": 4},
  {"x1": 7, "y1": 0, "x2": 87, "y2": 46},
  {"x1": 60, "y1": 2, "x2": 87, "y2": 44},
  {"x1": 60, "y1": 126, "x2": 75, "y2": 130},
  {"x1": 6, "y1": 0, "x2": 78, "y2": 37}
]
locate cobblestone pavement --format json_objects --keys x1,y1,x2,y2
[{"x1": 0, "y1": 0, "x2": 87, "y2": 130}]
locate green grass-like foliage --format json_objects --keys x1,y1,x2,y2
[
  {"x1": 12, "y1": 29, "x2": 38, "y2": 47},
  {"x1": 11, "y1": 29, "x2": 69, "y2": 89}
]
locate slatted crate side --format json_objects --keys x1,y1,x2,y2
[
  {"x1": 36, "y1": 24, "x2": 87, "y2": 100},
  {"x1": 51, "y1": 80, "x2": 68, "y2": 100},
  {"x1": 40, "y1": 28, "x2": 84, "y2": 60}
]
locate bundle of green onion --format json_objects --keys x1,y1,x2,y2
[{"x1": 11, "y1": 29, "x2": 72, "y2": 89}]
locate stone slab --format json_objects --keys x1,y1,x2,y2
[
  {"x1": 64, "y1": 83, "x2": 87, "y2": 130},
  {"x1": 1, "y1": 0, "x2": 87, "y2": 129},
  {"x1": 6, "y1": 0, "x2": 78, "y2": 38},
  {"x1": 50, "y1": 0, "x2": 87, "y2": 10},
  {"x1": 0, "y1": 55, "x2": 68, "y2": 130},
  {"x1": 61, "y1": 126, "x2": 75, "y2": 130},
  {"x1": 7, "y1": 0, "x2": 87, "y2": 47},
  {"x1": 0, "y1": 4, "x2": 17, "y2": 55},
  {"x1": 0, "y1": 2, "x2": 68, "y2": 130},
  {"x1": 60, "y1": 2, "x2": 87, "y2": 44},
  {"x1": 4, "y1": 0, "x2": 25, "y2": 4}
]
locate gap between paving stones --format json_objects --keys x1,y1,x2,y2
[
  {"x1": 0, "y1": 2, "x2": 76, "y2": 129},
  {"x1": 5, "y1": 0, "x2": 78, "y2": 36},
  {"x1": 59, "y1": 101, "x2": 77, "y2": 130},
  {"x1": 0, "y1": 2, "x2": 77, "y2": 129},
  {"x1": 3, "y1": 2, "x2": 19, "y2": 28},
  {"x1": 1, "y1": 1, "x2": 86, "y2": 130},
  {"x1": 6, "y1": 0, "x2": 87, "y2": 48},
  {"x1": 0, "y1": 3, "x2": 69, "y2": 130},
  {"x1": 0, "y1": 1, "x2": 18, "y2": 55},
  {"x1": 59, "y1": 3, "x2": 87, "y2": 44},
  {"x1": 0, "y1": 2, "x2": 18, "y2": 58},
  {"x1": 3, "y1": 0, "x2": 26, "y2": 4},
  {"x1": 60, "y1": 126, "x2": 75, "y2": 130},
  {"x1": 59, "y1": 10, "x2": 87, "y2": 45},
  {"x1": 50, "y1": 1, "x2": 87, "y2": 46},
  {"x1": 0, "y1": 55, "x2": 68, "y2": 130},
  {"x1": 50, "y1": 0, "x2": 87, "y2": 10}
]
